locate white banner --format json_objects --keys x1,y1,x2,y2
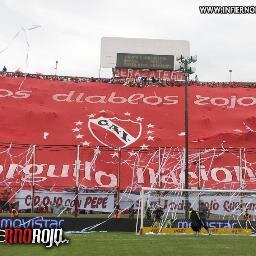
[
  {"x1": 15, "y1": 190, "x2": 256, "y2": 215},
  {"x1": 120, "y1": 193, "x2": 256, "y2": 216},
  {"x1": 16, "y1": 190, "x2": 114, "y2": 213}
]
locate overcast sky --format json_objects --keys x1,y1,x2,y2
[{"x1": 0, "y1": 0, "x2": 256, "y2": 82}]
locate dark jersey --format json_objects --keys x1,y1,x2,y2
[
  {"x1": 154, "y1": 208, "x2": 164, "y2": 221},
  {"x1": 190, "y1": 210, "x2": 202, "y2": 232},
  {"x1": 199, "y1": 205, "x2": 209, "y2": 220}
]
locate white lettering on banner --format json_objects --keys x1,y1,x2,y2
[
  {"x1": 1, "y1": 163, "x2": 256, "y2": 188},
  {"x1": 0, "y1": 89, "x2": 31, "y2": 99},
  {"x1": 95, "y1": 171, "x2": 117, "y2": 188},
  {"x1": 137, "y1": 168, "x2": 157, "y2": 184},
  {"x1": 17, "y1": 190, "x2": 114, "y2": 212},
  {"x1": 1, "y1": 87, "x2": 256, "y2": 109},
  {"x1": 52, "y1": 91, "x2": 179, "y2": 106},
  {"x1": 194, "y1": 95, "x2": 256, "y2": 109},
  {"x1": 211, "y1": 167, "x2": 232, "y2": 182},
  {"x1": 136, "y1": 166, "x2": 256, "y2": 186},
  {"x1": 52, "y1": 92, "x2": 256, "y2": 108},
  {"x1": 5, "y1": 164, "x2": 46, "y2": 182}
]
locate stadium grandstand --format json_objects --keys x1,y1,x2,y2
[
  {"x1": 3, "y1": 1, "x2": 256, "y2": 255},
  {"x1": 2, "y1": 69, "x2": 256, "y2": 87},
  {"x1": 1, "y1": 37, "x2": 256, "y2": 243}
]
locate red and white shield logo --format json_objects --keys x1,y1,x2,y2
[{"x1": 88, "y1": 117, "x2": 142, "y2": 148}]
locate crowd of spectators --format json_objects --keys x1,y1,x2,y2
[
  {"x1": 0, "y1": 67, "x2": 104, "y2": 83},
  {"x1": 1, "y1": 66, "x2": 256, "y2": 88}
]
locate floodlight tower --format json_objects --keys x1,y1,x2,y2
[
  {"x1": 229, "y1": 69, "x2": 232, "y2": 82},
  {"x1": 177, "y1": 54, "x2": 197, "y2": 219}
]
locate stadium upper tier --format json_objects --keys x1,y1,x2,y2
[{"x1": 1, "y1": 71, "x2": 256, "y2": 87}]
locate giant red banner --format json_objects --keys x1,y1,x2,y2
[{"x1": 1, "y1": 76, "x2": 256, "y2": 194}]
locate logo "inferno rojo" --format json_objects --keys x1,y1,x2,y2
[{"x1": 0, "y1": 228, "x2": 69, "y2": 248}]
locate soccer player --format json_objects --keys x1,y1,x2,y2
[
  {"x1": 10, "y1": 208, "x2": 19, "y2": 218},
  {"x1": 152, "y1": 205, "x2": 164, "y2": 227},
  {"x1": 0, "y1": 189, "x2": 10, "y2": 213},
  {"x1": 146, "y1": 206, "x2": 152, "y2": 221},
  {"x1": 243, "y1": 209, "x2": 252, "y2": 229},
  {"x1": 199, "y1": 201, "x2": 211, "y2": 235},
  {"x1": 128, "y1": 204, "x2": 135, "y2": 219},
  {"x1": 189, "y1": 207, "x2": 202, "y2": 236}
]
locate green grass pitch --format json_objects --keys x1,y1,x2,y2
[{"x1": 1, "y1": 232, "x2": 256, "y2": 256}]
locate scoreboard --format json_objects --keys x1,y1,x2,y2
[{"x1": 116, "y1": 53, "x2": 174, "y2": 70}]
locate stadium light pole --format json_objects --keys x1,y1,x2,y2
[
  {"x1": 55, "y1": 60, "x2": 59, "y2": 76},
  {"x1": 229, "y1": 69, "x2": 232, "y2": 82},
  {"x1": 177, "y1": 54, "x2": 197, "y2": 219}
]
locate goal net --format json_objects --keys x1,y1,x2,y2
[{"x1": 138, "y1": 187, "x2": 256, "y2": 234}]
